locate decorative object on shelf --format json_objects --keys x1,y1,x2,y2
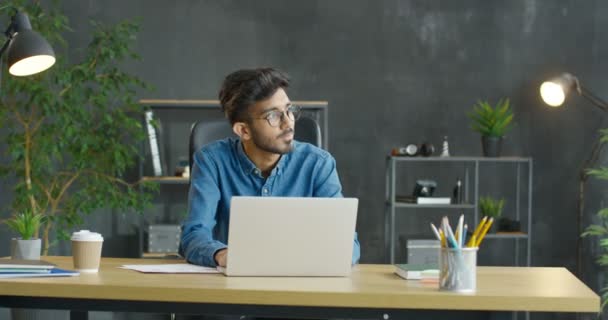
[
  {"x1": 391, "y1": 144, "x2": 418, "y2": 156},
  {"x1": 497, "y1": 218, "x2": 521, "y2": 233},
  {"x1": 5, "y1": 210, "x2": 44, "y2": 260},
  {"x1": 452, "y1": 179, "x2": 463, "y2": 204},
  {"x1": 468, "y1": 99, "x2": 514, "y2": 157},
  {"x1": 440, "y1": 136, "x2": 450, "y2": 157},
  {"x1": 540, "y1": 72, "x2": 608, "y2": 278},
  {"x1": 145, "y1": 110, "x2": 167, "y2": 176},
  {"x1": 392, "y1": 142, "x2": 438, "y2": 157},
  {"x1": 419, "y1": 142, "x2": 435, "y2": 157},
  {"x1": 0, "y1": 1, "x2": 156, "y2": 255},
  {"x1": 0, "y1": 11, "x2": 55, "y2": 76},
  {"x1": 174, "y1": 157, "x2": 189, "y2": 177},
  {"x1": 413, "y1": 180, "x2": 437, "y2": 198}
]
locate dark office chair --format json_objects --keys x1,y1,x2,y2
[
  {"x1": 188, "y1": 119, "x2": 235, "y2": 174},
  {"x1": 188, "y1": 116, "x2": 322, "y2": 171}
]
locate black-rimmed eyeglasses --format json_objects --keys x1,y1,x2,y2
[{"x1": 257, "y1": 105, "x2": 301, "y2": 127}]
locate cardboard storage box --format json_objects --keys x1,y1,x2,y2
[
  {"x1": 147, "y1": 224, "x2": 181, "y2": 253},
  {"x1": 407, "y1": 239, "x2": 440, "y2": 265}
]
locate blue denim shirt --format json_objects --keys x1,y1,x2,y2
[{"x1": 179, "y1": 138, "x2": 361, "y2": 267}]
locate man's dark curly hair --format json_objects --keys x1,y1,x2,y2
[{"x1": 218, "y1": 67, "x2": 290, "y2": 125}]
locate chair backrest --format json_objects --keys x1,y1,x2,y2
[
  {"x1": 294, "y1": 116, "x2": 322, "y2": 149},
  {"x1": 188, "y1": 116, "x2": 322, "y2": 171},
  {"x1": 189, "y1": 119, "x2": 235, "y2": 173}
]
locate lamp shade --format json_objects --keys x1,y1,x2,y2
[
  {"x1": 540, "y1": 73, "x2": 578, "y2": 107},
  {"x1": 7, "y1": 29, "x2": 55, "y2": 76}
]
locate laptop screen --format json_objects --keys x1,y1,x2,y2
[{"x1": 222, "y1": 196, "x2": 358, "y2": 277}]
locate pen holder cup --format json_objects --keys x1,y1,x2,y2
[{"x1": 439, "y1": 247, "x2": 477, "y2": 293}]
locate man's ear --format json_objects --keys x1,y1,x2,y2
[{"x1": 233, "y1": 122, "x2": 251, "y2": 141}]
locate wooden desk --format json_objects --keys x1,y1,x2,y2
[{"x1": 0, "y1": 256, "x2": 599, "y2": 319}]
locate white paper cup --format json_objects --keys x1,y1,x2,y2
[
  {"x1": 71, "y1": 230, "x2": 103, "y2": 273},
  {"x1": 439, "y1": 247, "x2": 477, "y2": 293}
]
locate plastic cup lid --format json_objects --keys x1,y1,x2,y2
[{"x1": 71, "y1": 230, "x2": 103, "y2": 241}]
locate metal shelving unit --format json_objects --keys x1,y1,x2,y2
[{"x1": 385, "y1": 156, "x2": 533, "y2": 266}]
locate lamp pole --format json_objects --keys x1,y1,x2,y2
[
  {"x1": 573, "y1": 81, "x2": 608, "y2": 277},
  {"x1": 542, "y1": 73, "x2": 608, "y2": 277},
  {"x1": 578, "y1": 129, "x2": 605, "y2": 277}
]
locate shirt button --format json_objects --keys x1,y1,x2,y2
[{"x1": 263, "y1": 188, "x2": 269, "y2": 194}]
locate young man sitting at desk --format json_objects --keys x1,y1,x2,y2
[{"x1": 179, "y1": 67, "x2": 360, "y2": 267}]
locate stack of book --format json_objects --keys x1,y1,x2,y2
[
  {"x1": 416, "y1": 197, "x2": 451, "y2": 205},
  {"x1": 0, "y1": 259, "x2": 79, "y2": 278},
  {"x1": 395, "y1": 196, "x2": 452, "y2": 204},
  {"x1": 394, "y1": 263, "x2": 439, "y2": 281}
]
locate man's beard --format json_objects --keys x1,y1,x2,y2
[{"x1": 250, "y1": 127, "x2": 295, "y2": 155}]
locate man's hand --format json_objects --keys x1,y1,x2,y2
[{"x1": 214, "y1": 249, "x2": 228, "y2": 267}]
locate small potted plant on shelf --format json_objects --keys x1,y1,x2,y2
[
  {"x1": 479, "y1": 196, "x2": 504, "y2": 227},
  {"x1": 5, "y1": 210, "x2": 45, "y2": 260},
  {"x1": 479, "y1": 196, "x2": 520, "y2": 232},
  {"x1": 468, "y1": 98, "x2": 514, "y2": 157}
]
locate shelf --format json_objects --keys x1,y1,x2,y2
[
  {"x1": 392, "y1": 202, "x2": 476, "y2": 209},
  {"x1": 142, "y1": 176, "x2": 189, "y2": 184},
  {"x1": 139, "y1": 99, "x2": 328, "y2": 109},
  {"x1": 385, "y1": 156, "x2": 533, "y2": 266},
  {"x1": 484, "y1": 232, "x2": 528, "y2": 239}
]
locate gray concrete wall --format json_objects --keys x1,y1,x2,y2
[{"x1": 1, "y1": 1, "x2": 607, "y2": 319}]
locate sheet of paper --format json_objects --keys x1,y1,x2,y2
[{"x1": 120, "y1": 264, "x2": 219, "y2": 274}]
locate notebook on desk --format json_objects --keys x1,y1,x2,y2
[{"x1": 217, "y1": 196, "x2": 358, "y2": 277}]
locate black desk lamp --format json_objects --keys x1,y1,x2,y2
[
  {"x1": 540, "y1": 73, "x2": 608, "y2": 276},
  {"x1": 0, "y1": 12, "x2": 55, "y2": 76}
]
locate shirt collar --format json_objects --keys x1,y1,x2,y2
[
  {"x1": 236, "y1": 139, "x2": 295, "y2": 177},
  {"x1": 236, "y1": 140, "x2": 257, "y2": 175}
]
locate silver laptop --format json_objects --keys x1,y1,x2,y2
[{"x1": 218, "y1": 196, "x2": 358, "y2": 277}]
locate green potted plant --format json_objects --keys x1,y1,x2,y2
[
  {"x1": 5, "y1": 210, "x2": 44, "y2": 259},
  {"x1": 479, "y1": 196, "x2": 520, "y2": 233},
  {"x1": 479, "y1": 196, "x2": 504, "y2": 221},
  {"x1": 468, "y1": 98, "x2": 514, "y2": 157},
  {"x1": 0, "y1": 1, "x2": 156, "y2": 255}
]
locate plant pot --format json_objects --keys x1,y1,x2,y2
[
  {"x1": 10, "y1": 238, "x2": 41, "y2": 260},
  {"x1": 497, "y1": 217, "x2": 521, "y2": 232},
  {"x1": 481, "y1": 136, "x2": 503, "y2": 157}
]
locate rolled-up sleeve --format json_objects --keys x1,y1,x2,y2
[
  {"x1": 179, "y1": 149, "x2": 227, "y2": 267},
  {"x1": 313, "y1": 154, "x2": 361, "y2": 265}
]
